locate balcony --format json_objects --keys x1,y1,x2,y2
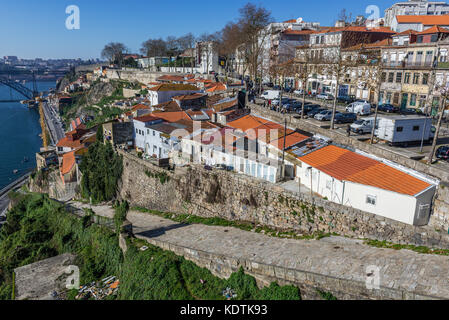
[{"x1": 403, "y1": 61, "x2": 433, "y2": 69}]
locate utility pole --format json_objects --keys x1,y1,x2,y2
[{"x1": 428, "y1": 96, "x2": 446, "y2": 164}]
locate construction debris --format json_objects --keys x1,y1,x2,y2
[
  {"x1": 222, "y1": 287, "x2": 237, "y2": 300},
  {"x1": 75, "y1": 276, "x2": 120, "y2": 300}
]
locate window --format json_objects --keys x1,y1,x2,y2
[
  {"x1": 431, "y1": 34, "x2": 438, "y2": 42},
  {"x1": 417, "y1": 36, "x2": 423, "y2": 43},
  {"x1": 410, "y1": 94, "x2": 417, "y2": 106},
  {"x1": 413, "y1": 73, "x2": 420, "y2": 84},
  {"x1": 388, "y1": 72, "x2": 394, "y2": 83},
  {"x1": 393, "y1": 93, "x2": 400, "y2": 104},
  {"x1": 366, "y1": 195, "x2": 377, "y2": 206},
  {"x1": 422, "y1": 73, "x2": 429, "y2": 85},
  {"x1": 404, "y1": 72, "x2": 410, "y2": 84},
  {"x1": 381, "y1": 72, "x2": 387, "y2": 82},
  {"x1": 413, "y1": 125, "x2": 420, "y2": 131},
  {"x1": 386, "y1": 92, "x2": 392, "y2": 104},
  {"x1": 153, "y1": 130, "x2": 155, "y2": 136},
  {"x1": 326, "y1": 180, "x2": 332, "y2": 190},
  {"x1": 397, "y1": 126, "x2": 404, "y2": 132},
  {"x1": 147, "y1": 129, "x2": 149, "y2": 134},
  {"x1": 396, "y1": 72, "x2": 402, "y2": 83}
]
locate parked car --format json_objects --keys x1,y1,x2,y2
[
  {"x1": 315, "y1": 110, "x2": 340, "y2": 121},
  {"x1": 378, "y1": 104, "x2": 399, "y2": 113},
  {"x1": 337, "y1": 95, "x2": 356, "y2": 104},
  {"x1": 295, "y1": 104, "x2": 320, "y2": 115},
  {"x1": 334, "y1": 112, "x2": 357, "y2": 124},
  {"x1": 316, "y1": 93, "x2": 334, "y2": 100},
  {"x1": 436, "y1": 146, "x2": 449, "y2": 161},
  {"x1": 294, "y1": 89, "x2": 305, "y2": 96},
  {"x1": 346, "y1": 102, "x2": 371, "y2": 116},
  {"x1": 261, "y1": 90, "x2": 281, "y2": 100},
  {"x1": 307, "y1": 108, "x2": 326, "y2": 118},
  {"x1": 350, "y1": 118, "x2": 378, "y2": 134},
  {"x1": 273, "y1": 85, "x2": 281, "y2": 90},
  {"x1": 400, "y1": 108, "x2": 417, "y2": 115},
  {"x1": 272, "y1": 98, "x2": 292, "y2": 107},
  {"x1": 354, "y1": 99, "x2": 369, "y2": 104}
]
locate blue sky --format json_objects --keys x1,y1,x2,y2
[{"x1": 1, "y1": 0, "x2": 396, "y2": 59}]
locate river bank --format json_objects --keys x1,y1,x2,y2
[{"x1": 0, "y1": 81, "x2": 55, "y2": 190}]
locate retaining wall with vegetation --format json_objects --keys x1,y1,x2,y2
[{"x1": 117, "y1": 150, "x2": 449, "y2": 249}]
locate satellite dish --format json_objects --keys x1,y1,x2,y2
[{"x1": 296, "y1": 17, "x2": 303, "y2": 24}]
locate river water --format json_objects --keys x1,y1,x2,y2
[{"x1": 0, "y1": 81, "x2": 56, "y2": 190}]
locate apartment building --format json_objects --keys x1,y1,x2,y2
[{"x1": 385, "y1": 0, "x2": 449, "y2": 28}]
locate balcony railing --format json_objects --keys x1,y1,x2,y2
[{"x1": 404, "y1": 61, "x2": 433, "y2": 68}]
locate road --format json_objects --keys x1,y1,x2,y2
[
  {"x1": 42, "y1": 101, "x2": 65, "y2": 145},
  {"x1": 0, "y1": 173, "x2": 31, "y2": 227},
  {"x1": 256, "y1": 94, "x2": 449, "y2": 170}
]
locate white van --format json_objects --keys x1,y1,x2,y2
[
  {"x1": 261, "y1": 90, "x2": 281, "y2": 100},
  {"x1": 346, "y1": 102, "x2": 371, "y2": 116},
  {"x1": 350, "y1": 117, "x2": 380, "y2": 134}
]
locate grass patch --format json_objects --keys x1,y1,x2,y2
[{"x1": 365, "y1": 239, "x2": 449, "y2": 256}]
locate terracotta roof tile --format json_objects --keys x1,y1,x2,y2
[
  {"x1": 299, "y1": 145, "x2": 431, "y2": 196},
  {"x1": 396, "y1": 15, "x2": 449, "y2": 25},
  {"x1": 60, "y1": 151, "x2": 76, "y2": 175}
]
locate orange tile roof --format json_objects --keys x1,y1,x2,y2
[
  {"x1": 417, "y1": 25, "x2": 449, "y2": 35},
  {"x1": 270, "y1": 132, "x2": 310, "y2": 149},
  {"x1": 394, "y1": 29, "x2": 419, "y2": 36},
  {"x1": 299, "y1": 145, "x2": 431, "y2": 196},
  {"x1": 132, "y1": 104, "x2": 151, "y2": 111},
  {"x1": 396, "y1": 15, "x2": 449, "y2": 25},
  {"x1": 227, "y1": 115, "x2": 271, "y2": 132},
  {"x1": 56, "y1": 137, "x2": 83, "y2": 149},
  {"x1": 60, "y1": 151, "x2": 76, "y2": 175},
  {"x1": 206, "y1": 83, "x2": 227, "y2": 92},
  {"x1": 282, "y1": 29, "x2": 316, "y2": 35},
  {"x1": 149, "y1": 84, "x2": 199, "y2": 92},
  {"x1": 134, "y1": 115, "x2": 161, "y2": 123},
  {"x1": 149, "y1": 111, "x2": 190, "y2": 123}
]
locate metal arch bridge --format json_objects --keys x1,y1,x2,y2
[{"x1": 0, "y1": 76, "x2": 38, "y2": 100}]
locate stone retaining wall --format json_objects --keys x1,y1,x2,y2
[
  {"x1": 118, "y1": 150, "x2": 449, "y2": 249},
  {"x1": 142, "y1": 236, "x2": 438, "y2": 300}
]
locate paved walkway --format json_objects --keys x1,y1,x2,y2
[{"x1": 69, "y1": 201, "x2": 449, "y2": 299}]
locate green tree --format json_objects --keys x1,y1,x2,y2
[
  {"x1": 79, "y1": 141, "x2": 123, "y2": 203},
  {"x1": 96, "y1": 125, "x2": 104, "y2": 144}
]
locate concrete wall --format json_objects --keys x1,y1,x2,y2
[
  {"x1": 118, "y1": 149, "x2": 449, "y2": 249},
  {"x1": 143, "y1": 235, "x2": 439, "y2": 300}
]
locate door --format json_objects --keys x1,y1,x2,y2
[{"x1": 401, "y1": 93, "x2": 408, "y2": 110}]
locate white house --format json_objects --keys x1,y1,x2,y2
[
  {"x1": 180, "y1": 127, "x2": 284, "y2": 183},
  {"x1": 133, "y1": 114, "x2": 191, "y2": 159},
  {"x1": 147, "y1": 84, "x2": 201, "y2": 106},
  {"x1": 292, "y1": 144, "x2": 436, "y2": 226}
]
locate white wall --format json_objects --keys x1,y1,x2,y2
[{"x1": 343, "y1": 181, "x2": 418, "y2": 225}]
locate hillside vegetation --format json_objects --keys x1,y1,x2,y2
[{"x1": 0, "y1": 193, "x2": 301, "y2": 301}]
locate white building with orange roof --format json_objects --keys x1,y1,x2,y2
[
  {"x1": 292, "y1": 144, "x2": 437, "y2": 225},
  {"x1": 147, "y1": 84, "x2": 201, "y2": 106}
]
